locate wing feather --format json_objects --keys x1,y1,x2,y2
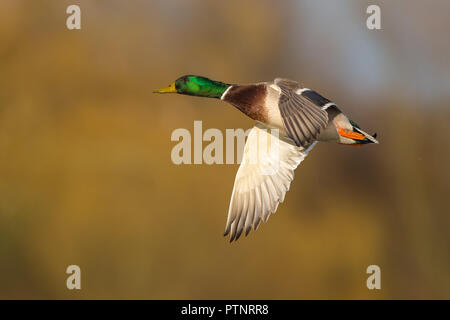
[
  {"x1": 275, "y1": 78, "x2": 328, "y2": 146},
  {"x1": 224, "y1": 123, "x2": 317, "y2": 242}
]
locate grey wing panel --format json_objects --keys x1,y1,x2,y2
[{"x1": 275, "y1": 79, "x2": 329, "y2": 147}]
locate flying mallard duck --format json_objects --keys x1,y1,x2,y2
[{"x1": 155, "y1": 75, "x2": 378, "y2": 242}]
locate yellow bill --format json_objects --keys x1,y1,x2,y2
[{"x1": 153, "y1": 82, "x2": 176, "y2": 93}]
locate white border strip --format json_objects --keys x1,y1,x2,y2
[
  {"x1": 321, "y1": 102, "x2": 335, "y2": 110},
  {"x1": 296, "y1": 88, "x2": 311, "y2": 95}
]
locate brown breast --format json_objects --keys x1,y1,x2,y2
[{"x1": 223, "y1": 84, "x2": 268, "y2": 122}]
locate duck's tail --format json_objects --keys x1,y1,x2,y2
[{"x1": 353, "y1": 127, "x2": 379, "y2": 144}]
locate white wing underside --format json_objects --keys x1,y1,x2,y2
[{"x1": 224, "y1": 123, "x2": 317, "y2": 242}]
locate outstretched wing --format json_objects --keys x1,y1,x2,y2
[
  {"x1": 274, "y1": 78, "x2": 329, "y2": 147},
  {"x1": 224, "y1": 123, "x2": 317, "y2": 242}
]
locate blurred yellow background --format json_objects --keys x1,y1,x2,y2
[{"x1": 0, "y1": 0, "x2": 449, "y2": 299}]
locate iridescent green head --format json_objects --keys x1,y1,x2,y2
[{"x1": 154, "y1": 75, "x2": 231, "y2": 99}]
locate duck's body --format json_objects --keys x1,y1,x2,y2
[
  {"x1": 221, "y1": 78, "x2": 378, "y2": 146},
  {"x1": 155, "y1": 75, "x2": 378, "y2": 242}
]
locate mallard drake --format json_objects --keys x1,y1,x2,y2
[{"x1": 155, "y1": 75, "x2": 379, "y2": 242}]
